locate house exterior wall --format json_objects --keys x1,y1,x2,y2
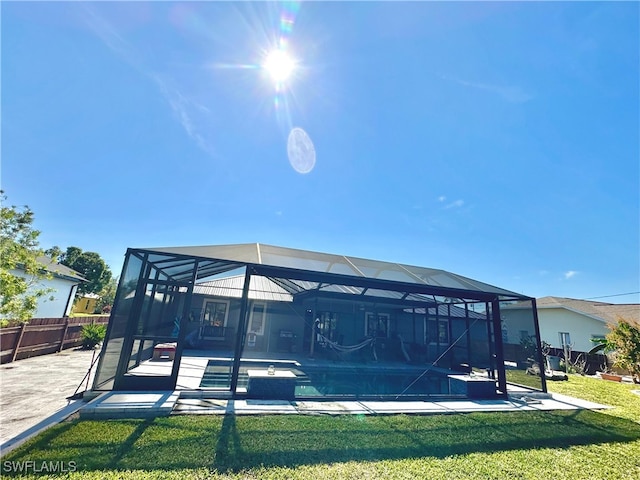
[
  {"x1": 537, "y1": 307, "x2": 608, "y2": 353},
  {"x1": 6, "y1": 269, "x2": 77, "y2": 319},
  {"x1": 190, "y1": 294, "x2": 438, "y2": 359},
  {"x1": 502, "y1": 306, "x2": 608, "y2": 353}
]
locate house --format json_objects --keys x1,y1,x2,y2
[
  {"x1": 92, "y1": 243, "x2": 546, "y2": 400},
  {"x1": 502, "y1": 296, "x2": 640, "y2": 353},
  {"x1": 72, "y1": 293, "x2": 101, "y2": 315},
  {"x1": 6, "y1": 257, "x2": 85, "y2": 319}
]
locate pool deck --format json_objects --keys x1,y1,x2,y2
[
  {"x1": 78, "y1": 388, "x2": 607, "y2": 420},
  {"x1": 0, "y1": 348, "x2": 612, "y2": 456}
]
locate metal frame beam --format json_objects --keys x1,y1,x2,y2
[
  {"x1": 292, "y1": 289, "x2": 439, "y2": 309},
  {"x1": 253, "y1": 264, "x2": 505, "y2": 303},
  {"x1": 491, "y1": 300, "x2": 508, "y2": 398},
  {"x1": 230, "y1": 268, "x2": 252, "y2": 395}
]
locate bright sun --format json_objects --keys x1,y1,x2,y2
[{"x1": 263, "y1": 49, "x2": 295, "y2": 84}]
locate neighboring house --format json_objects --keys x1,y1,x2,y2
[
  {"x1": 73, "y1": 293, "x2": 100, "y2": 315},
  {"x1": 7, "y1": 257, "x2": 86, "y2": 319},
  {"x1": 502, "y1": 296, "x2": 640, "y2": 353}
]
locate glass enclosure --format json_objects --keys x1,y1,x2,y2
[
  {"x1": 94, "y1": 244, "x2": 546, "y2": 399},
  {"x1": 500, "y1": 299, "x2": 546, "y2": 391},
  {"x1": 93, "y1": 254, "x2": 143, "y2": 389}
]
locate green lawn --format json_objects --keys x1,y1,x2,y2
[{"x1": 2, "y1": 376, "x2": 639, "y2": 479}]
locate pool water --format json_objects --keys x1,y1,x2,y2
[{"x1": 199, "y1": 360, "x2": 450, "y2": 398}]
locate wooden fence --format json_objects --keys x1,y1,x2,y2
[{"x1": 0, "y1": 316, "x2": 109, "y2": 364}]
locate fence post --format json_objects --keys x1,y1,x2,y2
[
  {"x1": 11, "y1": 323, "x2": 27, "y2": 363},
  {"x1": 58, "y1": 317, "x2": 71, "y2": 353}
]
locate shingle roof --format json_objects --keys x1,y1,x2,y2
[
  {"x1": 36, "y1": 256, "x2": 86, "y2": 282},
  {"x1": 535, "y1": 296, "x2": 640, "y2": 325}
]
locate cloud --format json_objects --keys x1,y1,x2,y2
[
  {"x1": 437, "y1": 196, "x2": 447, "y2": 203},
  {"x1": 81, "y1": 5, "x2": 216, "y2": 156},
  {"x1": 564, "y1": 270, "x2": 578, "y2": 280},
  {"x1": 444, "y1": 199, "x2": 464, "y2": 209},
  {"x1": 151, "y1": 74, "x2": 215, "y2": 155},
  {"x1": 82, "y1": 5, "x2": 141, "y2": 72},
  {"x1": 443, "y1": 74, "x2": 533, "y2": 104}
]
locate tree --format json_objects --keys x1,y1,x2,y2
[
  {"x1": 591, "y1": 317, "x2": 640, "y2": 384},
  {"x1": 0, "y1": 191, "x2": 53, "y2": 324},
  {"x1": 48, "y1": 246, "x2": 112, "y2": 296},
  {"x1": 97, "y1": 276, "x2": 118, "y2": 313}
]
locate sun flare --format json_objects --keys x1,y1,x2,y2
[{"x1": 263, "y1": 49, "x2": 295, "y2": 84}]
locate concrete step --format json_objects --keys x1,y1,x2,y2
[{"x1": 80, "y1": 391, "x2": 179, "y2": 419}]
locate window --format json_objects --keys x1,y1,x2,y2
[
  {"x1": 559, "y1": 332, "x2": 571, "y2": 347},
  {"x1": 201, "y1": 300, "x2": 229, "y2": 339},
  {"x1": 365, "y1": 313, "x2": 390, "y2": 337},
  {"x1": 426, "y1": 317, "x2": 450, "y2": 344},
  {"x1": 203, "y1": 300, "x2": 228, "y2": 327},
  {"x1": 248, "y1": 303, "x2": 267, "y2": 336}
]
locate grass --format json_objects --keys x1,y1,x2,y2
[
  {"x1": 2, "y1": 376, "x2": 639, "y2": 479},
  {"x1": 546, "y1": 373, "x2": 640, "y2": 423}
]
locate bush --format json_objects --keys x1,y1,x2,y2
[
  {"x1": 607, "y1": 318, "x2": 640, "y2": 383},
  {"x1": 592, "y1": 317, "x2": 640, "y2": 383},
  {"x1": 81, "y1": 322, "x2": 106, "y2": 349}
]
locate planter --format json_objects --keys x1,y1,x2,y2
[{"x1": 600, "y1": 373, "x2": 623, "y2": 382}]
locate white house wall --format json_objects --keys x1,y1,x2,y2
[
  {"x1": 502, "y1": 306, "x2": 607, "y2": 353},
  {"x1": 536, "y1": 308, "x2": 608, "y2": 353},
  {"x1": 7, "y1": 269, "x2": 77, "y2": 318}
]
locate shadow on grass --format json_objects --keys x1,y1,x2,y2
[{"x1": 1, "y1": 410, "x2": 639, "y2": 475}]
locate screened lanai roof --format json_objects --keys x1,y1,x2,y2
[{"x1": 135, "y1": 243, "x2": 529, "y2": 303}]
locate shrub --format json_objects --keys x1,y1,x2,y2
[
  {"x1": 81, "y1": 322, "x2": 106, "y2": 349},
  {"x1": 592, "y1": 317, "x2": 640, "y2": 383},
  {"x1": 607, "y1": 318, "x2": 640, "y2": 383}
]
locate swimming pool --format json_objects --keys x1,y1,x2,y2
[{"x1": 199, "y1": 360, "x2": 452, "y2": 399}]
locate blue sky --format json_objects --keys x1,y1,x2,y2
[{"x1": 2, "y1": 1, "x2": 638, "y2": 302}]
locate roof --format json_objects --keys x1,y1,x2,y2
[
  {"x1": 76, "y1": 293, "x2": 101, "y2": 300},
  {"x1": 533, "y1": 296, "x2": 640, "y2": 325},
  {"x1": 36, "y1": 256, "x2": 86, "y2": 283},
  {"x1": 193, "y1": 275, "x2": 293, "y2": 302},
  {"x1": 140, "y1": 243, "x2": 527, "y2": 301}
]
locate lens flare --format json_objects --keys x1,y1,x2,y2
[
  {"x1": 287, "y1": 127, "x2": 316, "y2": 174},
  {"x1": 263, "y1": 49, "x2": 295, "y2": 84}
]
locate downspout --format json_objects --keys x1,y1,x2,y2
[{"x1": 231, "y1": 267, "x2": 252, "y2": 396}]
